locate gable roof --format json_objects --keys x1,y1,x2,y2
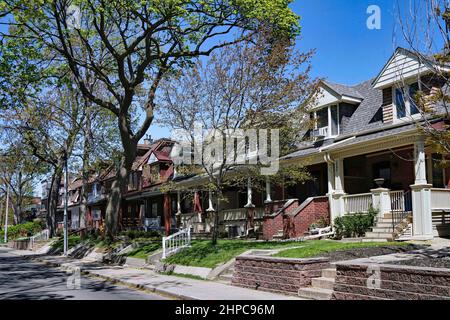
[
  {"x1": 322, "y1": 81, "x2": 364, "y2": 100},
  {"x1": 372, "y1": 47, "x2": 436, "y2": 89}
]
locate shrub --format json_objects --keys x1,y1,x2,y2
[
  {"x1": 0, "y1": 220, "x2": 44, "y2": 241},
  {"x1": 333, "y1": 207, "x2": 378, "y2": 239}
]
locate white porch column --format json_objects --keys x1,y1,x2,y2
[
  {"x1": 371, "y1": 187, "x2": 391, "y2": 220},
  {"x1": 206, "y1": 190, "x2": 215, "y2": 213},
  {"x1": 411, "y1": 138, "x2": 433, "y2": 240},
  {"x1": 245, "y1": 177, "x2": 255, "y2": 208},
  {"x1": 265, "y1": 178, "x2": 272, "y2": 204},
  {"x1": 176, "y1": 190, "x2": 182, "y2": 215},
  {"x1": 331, "y1": 158, "x2": 346, "y2": 222}
]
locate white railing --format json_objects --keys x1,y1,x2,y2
[
  {"x1": 319, "y1": 126, "x2": 329, "y2": 137},
  {"x1": 219, "y1": 207, "x2": 265, "y2": 221},
  {"x1": 162, "y1": 227, "x2": 191, "y2": 259},
  {"x1": 389, "y1": 190, "x2": 406, "y2": 211},
  {"x1": 30, "y1": 229, "x2": 49, "y2": 249},
  {"x1": 344, "y1": 193, "x2": 373, "y2": 214},
  {"x1": 431, "y1": 188, "x2": 450, "y2": 210}
]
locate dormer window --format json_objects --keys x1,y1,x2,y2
[
  {"x1": 311, "y1": 104, "x2": 339, "y2": 139},
  {"x1": 393, "y1": 82, "x2": 420, "y2": 120}
]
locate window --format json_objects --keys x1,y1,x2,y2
[
  {"x1": 395, "y1": 88, "x2": 406, "y2": 118},
  {"x1": 394, "y1": 82, "x2": 421, "y2": 120},
  {"x1": 311, "y1": 104, "x2": 340, "y2": 138}
]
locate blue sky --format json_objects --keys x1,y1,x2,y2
[{"x1": 149, "y1": 0, "x2": 402, "y2": 139}]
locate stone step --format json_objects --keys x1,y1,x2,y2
[
  {"x1": 362, "y1": 238, "x2": 389, "y2": 243},
  {"x1": 365, "y1": 232, "x2": 393, "y2": 240},
  {"x1": 322, "y1": 268, "x2": 337, "y2": 278},
  {"x1": 297, "y1": 287, "x2": 333, "y2": 300},
  {"x1": 371, "y1": 227, "x2": 394, "y2": 233},
  {"x1": 311, "y1": 277, "x2": 335, "y2": 290},
  {"x1": 218, "y1": 273, "x2": 233, "y2": 282}
]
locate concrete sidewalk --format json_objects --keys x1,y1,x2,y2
[{"x1": 7, "y1": 249, "x2": 301, "y2": 300}]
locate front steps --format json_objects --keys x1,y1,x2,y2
[
  {"x1": 217, "y1": 266, "x2": 235, "y2": 284},
  {"x1": 364, "y1": 212, "x2": 412, "y2": 242},
  {"x1": 297, "y1": 267, "x2": 336, "y2": 300}
]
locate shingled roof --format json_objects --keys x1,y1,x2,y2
[{"x1": 322, "y1": 81, "x2": 364, "y2": 100}]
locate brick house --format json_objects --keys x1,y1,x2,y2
[{"x1": 45, "y1": 47, "x2": 450, "y2": 241}]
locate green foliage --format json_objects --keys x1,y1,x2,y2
[
  {"x1": 50, "y1": 235, "x2": 82, "y2": 251},
  {"x1": 333, "y1": 207, "x2": 378, "y2": 239},
  {"x1": 0, "y1": 220, "x2": 44, "y2": 241}
]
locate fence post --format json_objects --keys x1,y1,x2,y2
[{"x1": 162, "y1": 237, "x2": 166, "y2": 259}]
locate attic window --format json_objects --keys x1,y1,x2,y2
[{"x1": 393, "y1": 82, "x2": 421, "y2": 120}]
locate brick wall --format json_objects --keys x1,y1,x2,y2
[
  {"x1": 262, "y1": 200, "x2": 299, "y2": 240},
  {"x1": 232, "y1": 255, "x2": 330, "y2": 296},
  {"x1": 332, "y1": 262, "x2": 450, "y2": 300},
  {"x1": 285, "y1": 197, "x2": 330, "y2": 239}
]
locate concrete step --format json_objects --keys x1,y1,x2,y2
[
  {"x1": 311, "y1": 277, "x2": 335, "y2": 290},
  {"x1": 362, "y1": 238, "x2": 389, "y2": 243},
  {"x1": 322, "y1": 268, "x2": 337, "y2": 278},
  {"x1": 365, "y1": 232, "x2": 393, "y2": 239},
  {"x1": 218, "y1": 273, "x2": 233, "y2": 282},
  {"x1": 371, "y1": 227, "x2": 395, "y2": 233},
  {"x1": 297, "y1": 287, "x2": 333, "y2": 300}
]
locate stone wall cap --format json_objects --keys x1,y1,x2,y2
[
  {"x1": 335, "y1": 260, "x2": 450, "y2": 276},
  {"x1": 236, "y1": 254, "x2": 330, "y2": 264}
]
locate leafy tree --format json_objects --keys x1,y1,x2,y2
[
  {"x1": 396, "y1": 0, "x2": 450, "y2": 158},
  {"x1": 0, "y1": 0, "x2": 300, "y2": 239},
  {"x1": 158, "y1": 33, "x2": 315, "y2": 243}
]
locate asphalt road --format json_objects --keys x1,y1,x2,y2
[{"x1": 0, "y1": 247, "x2": 169, "y2": 300}]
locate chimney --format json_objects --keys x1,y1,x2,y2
[{"x1": 144, "y1": 135, "x2": 153, "y2": 145}]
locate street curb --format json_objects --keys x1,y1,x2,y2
[{"x1": 33, "y1": 256, "x2": 194, "y2": 300}]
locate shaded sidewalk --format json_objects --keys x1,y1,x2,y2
[{"x1": 7, "y1": 249, "x2": 301, "y2": 300}]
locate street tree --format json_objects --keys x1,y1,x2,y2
[
  {"x1": 158, "y1": 33, "x2": 316, "y2": 243},
  {"x1": 0, "y1": 0, "x2": 300, "y2": 239}
]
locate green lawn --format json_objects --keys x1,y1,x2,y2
[
  {"x1": 164, "y1": 240, "x2": 304, "y2": 268},
  {"x1": 127, "y1": 242, "x2": 161, "y2": 259},
  {"x1": 274, "y1": 240, "x2": 410, "y2": 258},
  {"x1": 164, "y1": 239, "x2": 411, "y2": 268}
]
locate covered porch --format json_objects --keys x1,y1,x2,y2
[{"x1": 324, "y1": 135, "x2": 450, "y2": 239}]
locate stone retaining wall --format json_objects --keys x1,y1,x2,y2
[
  {"x1": 232, "y1": 255, "x2": 330, "y2": 296},
  {"x1": 333, "y1": 261, "x2": 450, "y2": 300},
  {"x1": 8, "y1": 239, "x2": 32, "y2": 250}
]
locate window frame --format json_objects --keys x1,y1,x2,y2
[
  {"x1": 312, "y1": 104, "x2": 340, "y2": 139},
  {"x1": 392, "y1": 82, "x2": 422, "y2": 122}
]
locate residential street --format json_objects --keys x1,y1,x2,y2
[{"x1": 0, "y1": 248, "x2": 168, "y2": 300}]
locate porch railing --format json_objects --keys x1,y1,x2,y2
[
  {"x1": 431, "y1": 188, "x2": 450, "y2": 210},
  {"x1": 343, "y1": 193, "x2": 373, "y2": 214},
  {"x1": 390, "y1": 190, "x2": 412, "y2": 233},
  {"x1": 162, "y1": 227, "x2": 191, "y2": 259}
]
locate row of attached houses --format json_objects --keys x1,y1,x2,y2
[{"x1": 41, "y1": 47, "x2": 450, "y2": 241}]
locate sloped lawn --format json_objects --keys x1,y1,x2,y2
[
  {"x1": 274, "y1": 240, "x2": 415, "y2": 260},
  {"x1": 164, "y1": 240, "x2": 416, "y2": 268},
  {"x1": 163, "y1": 240, "x2": 305, "y2": 268}
]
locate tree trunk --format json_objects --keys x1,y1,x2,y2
[
  {"x1": 211, "y1": 189, "x2": 222, "y2": 245},
  {"x1": 47, "y1": 165, "x2": 63, "y2": 237},
  {"x1": 80, "y1": 103, "x2": 92, "y2": 237},
  {"x1": 105, "y1": 154, "x2": 133, "y2": 239}
]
